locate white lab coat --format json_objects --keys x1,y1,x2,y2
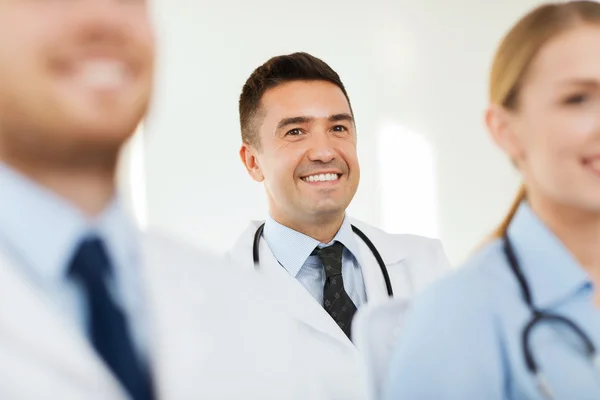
[
  {"x1": 226, "y1": 218, "x2": 451, "y2": 400},
  {"x1": 0, "y1": 231, "x2": 331, "y2": 400}
]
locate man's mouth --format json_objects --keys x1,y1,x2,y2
[
  {"x1": 73, "y1": 60, "x2": 132, "y2": 90},
  {"x1": 301, "y1": 173, "x2": 341, "y2": 183},
  {"x1": 55, "y1": 55, "x2": 135, "y2": 92}
]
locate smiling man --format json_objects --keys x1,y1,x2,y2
[{"x1": 228, "y1": 52, "x2": 452, "y2": 397}]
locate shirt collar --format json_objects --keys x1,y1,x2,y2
[
  {"x1": 263, "y1": 214, "x2": 361, "y2": 277},
  {"x1": 507, "y1": 202, "x2": 591, "y2": 309},
  {"x1": 96, "y1": 199, "x2": 139, "y2": 280},
  {"x1": 0, "y1": 162, "x2": 137, "y2": 284},
  {"x1": 322, "y1": 216, "x2": 363, "y2": 265}
]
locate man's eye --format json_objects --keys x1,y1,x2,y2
[
  {"x1": 332, "y1": 125, "x2": 347, "y2": 132},
  {"x1": 286, "y1": 128, "x2": 302, "y2": 136}
]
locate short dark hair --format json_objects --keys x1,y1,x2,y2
[{"x1": 239, "y1": 52, "x2": 353, "y2": 148}]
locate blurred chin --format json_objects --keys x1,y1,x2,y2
[
  {"x1": 577, "y1": 189, "x2": 600, "y2": 212},
  {"x1": 68, "y1": 114, "x2": 138, "y2": 140},
  {"x1": 55, "y1": 97, "x2": 147, "y2": 142}
]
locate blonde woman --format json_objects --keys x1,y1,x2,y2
[{"x1": 383, "y1": 2, "x2": 600, "y2": 399}]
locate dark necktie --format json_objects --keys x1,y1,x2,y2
[
  {"x1": 68, "y1": 237, "x2": 155, "y2": 400},
  {"x1": 314, "y1": 242, "x2": 357, "y2": 340}
]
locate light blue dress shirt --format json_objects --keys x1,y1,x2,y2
[
  {"x1": 383, "y1": 202, "x2": 600, "y2": 400},
  {"x1": 263, "y1": 214, "x2": 368, "y2": 307},
  {"x1": 0, "y1": 162, "x2": 149, "y2": 361}
]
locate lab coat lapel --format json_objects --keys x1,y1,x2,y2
[
  {"x1": 229, "y1": 222, "x2": 354, "y2": 350},
  {"x1": 0, "y1": 247, "x2": 126, "y2": 398},
  {"x1": 350, "y1": 220, "x2": 412, "y2": 303},
  {"x1": 259, "y1": 238, "x2": 354, "y2": 348},
  {"x1": 355, "y1": 236, "x2": 392, "y2": 306},
  {"x1": 142, "y1": 232, "x2": 344, "y2": 399},
  {"x1": 139, "y1": 234, "x2": 216, "y2": 399}
]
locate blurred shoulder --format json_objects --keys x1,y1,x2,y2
[
  {"x1": 412, "y1": 238, "x2": 509, "y2": 314},
  {"x1": 382, "y1": 240, "x2": 509, "y2": 399},
  {"x1": 141, "y1": 229, "x2": 278, "y2": 303}
]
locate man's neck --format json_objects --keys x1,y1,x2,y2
[
  {"x1": 3, "y1": 157, "x2": 117, "y2": 217},
  {"x1": 273, "y1": 212, "x2": 346, "y2": 244},
  {"x1": 529, "y1": 193, "x2": 600, "y2": 282}
]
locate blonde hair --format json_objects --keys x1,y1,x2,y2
[{"x1": 489, "y1": 1, "x2": 600, "y2": 238}]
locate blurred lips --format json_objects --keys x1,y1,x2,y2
[
  {"x1": 80, "y1": 60, "x2": 130, "y2": 89},
  {"x1": 583, "y1": 155, "x2": 600, "y2": 177},
  {"x1": 55, "y1": 53, "x2": 136, "y2": 92}
]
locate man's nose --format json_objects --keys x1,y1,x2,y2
[{"x1": 307, "y1": 132, "x2": 336, "y2": 163}]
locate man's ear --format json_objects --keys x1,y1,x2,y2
[
  {"x1": 485, "y1": 104, "x2": 524, "y2": 167},
  {"x1": 239, "y1": 143, "x2": 264, "y2": 182}
]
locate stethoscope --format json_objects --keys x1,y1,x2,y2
[
  {"x1": 252, "y1": 222, "x2": 394, "y2": 297},
  {"x1": 503, "y1": 234, "x2": 600, "y2": 399}
]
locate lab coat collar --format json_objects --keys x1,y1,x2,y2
[
  {"x1": 348, "y1": 218, "x2": 408, "y2": 265},
  {"x1": 507, "y1": 202, "x2": 591, "y2": 310},
  {"x1": 233, "y1": 218, "x2": 408, "y2": 268},
  {"x1": 262, "y1": 214, "x2": 363, "y2": 277}
]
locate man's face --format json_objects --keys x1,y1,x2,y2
[
  {"x1": 0, "y1": 0, "x2": 155, "y2": 160},
  {"x1": 242, "y1": 80, "x2": 360, "y2": 225}
]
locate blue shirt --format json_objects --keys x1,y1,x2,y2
[
  {"x1": 0, "y1": 162, "x2": 149, "y2": 361},
  {"x1": 383, "y1": 202, "x2": 600, "y2": 400},
  {"x1": 263, "y1": 215, "x2": 368, "y2": 307}
]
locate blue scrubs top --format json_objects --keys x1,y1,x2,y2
[{"x1": 383, "y1": 202, "x2": 600, "y2": 399}]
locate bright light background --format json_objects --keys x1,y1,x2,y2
[
  {"x1": 118, "y1": 126, "x2": 148, "y2": 229},
  {"x1": 378, "y1": 123, "x2": 439, "y2": 239}
]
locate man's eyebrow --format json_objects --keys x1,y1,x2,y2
[
  {"x1": 329, "y1": 113, "x2": 354, "y2": 123},
  {"x1": 276, "y1": 116, "x2": 315, "y2": 130},
  {"x1": 275, "y1": 113, "x2": 354, "y2": 130}
]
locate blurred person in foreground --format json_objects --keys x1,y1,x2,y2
[
  {"x1": 384, "y1": 2, "x2": 600, "y2": 399},
  {"x1": 0, "y1": 1, "x2": 332, "y2": 399}
]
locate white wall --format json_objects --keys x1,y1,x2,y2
[{"x1": 137, "y1": 0, "x2": 546, "y2": 265}]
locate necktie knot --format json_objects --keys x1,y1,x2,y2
[
  {"x1": 68, "y1": 237, "x2": 112, "y2": 284},
  {"x1": 314, "y1": 241, "x2": 344, "y2": 278}
]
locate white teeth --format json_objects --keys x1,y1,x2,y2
[
  {"x1": 78, "y1": 61, "x2": 128, "y2": 90},
  {"x1": 303, "y1": 173, "x2": 339, "y2": 182}
]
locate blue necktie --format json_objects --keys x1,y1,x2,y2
[{"x1": 68, "y1": 237, "x2": 155, "y2": 400}]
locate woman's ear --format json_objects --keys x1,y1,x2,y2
[{"x1": 485, "y1": 104, "x2": 524, "y2": 167}]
